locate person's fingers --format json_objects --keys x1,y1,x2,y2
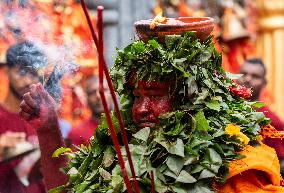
[
  {"x1": 22, "y1": 92, "x2": 40, "y2": 115},
  {"x1": 19, "y1": 109, "x2": 32, "y2": 120},
  {"x1": 36, "y1": 83, "x2": 49, "y2": 102},
  {"x1": 19, "y1": 101, "x2": 34, "y2": 114},
  {"x1": 22, "y1": 93, "x2": 37, "y2": 109},
  {"x1": 30, "y1": 84, "x2": 40, "y2": 100}
]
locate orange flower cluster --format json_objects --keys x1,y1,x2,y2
[{"x1": 260, "y1": 124, "x2": 284, "y2": 139}]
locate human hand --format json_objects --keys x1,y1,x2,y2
[
  {"x1": 19, "y1": 83, "x2": 59, "y2": 131},
  {"x1": 0, "y1": 132, "x2": 26, "y2": 158}
]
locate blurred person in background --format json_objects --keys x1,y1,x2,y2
[
  {"x1": 237, "y1": 58, "x2": 284, "y2": 173},
  {"x1": 68, "y1": 75, "x2": 112, "y2": 146},
  {"x1": 0, "y1": 41, "x2": 47, "y2": 193}
]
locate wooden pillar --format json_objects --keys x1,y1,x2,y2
[{"x1": 256, "y1": 0, "x2": 284, "y2": 118}]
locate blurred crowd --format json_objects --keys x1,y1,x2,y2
[{"x1": 0, "y1": 0, "x2": 284, "y2": 192}]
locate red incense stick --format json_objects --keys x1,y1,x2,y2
[
  {"x1": 97, "y1": 6, "x2": 133, "y2": 193},
  {"x1": 80, "y1": 1, "x2": 140, "y2": 192},
  {"x1": 98, "y1": 22, "x2": 142, "y2": 193},
  {"x1": 151, "y1": 171, "x2": 155, "y2": 193},
  {"x1": 97, "y1": 7, "x2": 141, "y2": 193}
]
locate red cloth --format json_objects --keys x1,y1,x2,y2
[
  {"x1": 258, "y1": 106, "x2": 284, "y2": 160},
  {"x1": 68, "y1": 119, "x2": 99, "y2": 146},
  {"x1": 0, "y1": 105, "x2": 46, "y2": 193}
]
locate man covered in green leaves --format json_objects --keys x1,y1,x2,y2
[{"x1": 20, "y1": 32, "x2": 284, "y2": 192}]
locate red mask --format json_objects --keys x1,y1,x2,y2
[{"x1": 132, "y1": 81, "x2": 172, "y2": 128}]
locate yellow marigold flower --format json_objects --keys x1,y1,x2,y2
[
  {"x1": 225, "y1": 124, "x2": 241, "y2": 137},
  {"x1": 237, "y1": 132, "x2": 250, "y2": 145}
]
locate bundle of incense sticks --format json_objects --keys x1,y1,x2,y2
[{"x1": 79, "y1": 1, "x2": 153, "y2": 192}]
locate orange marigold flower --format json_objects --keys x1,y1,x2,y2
[{"x1": 260, "y1": 124, "x2": 284, "y2": 139}]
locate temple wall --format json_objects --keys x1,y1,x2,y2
[{"x1": 87, "y1": 0, "x2": 155, "y2": 67}]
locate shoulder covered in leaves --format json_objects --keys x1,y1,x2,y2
[{"x1": 50, "y1": 32, "x2": 271, "y2": 193}]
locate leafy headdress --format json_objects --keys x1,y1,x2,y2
[{"x1": 54, "y1": 17, "x2": 275, "y2": 193}]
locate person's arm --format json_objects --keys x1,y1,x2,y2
[
  {"x1": 19, "y1": 83, "x2": 68, "y2": 190},
  {"x1": 37, "y1": 120, "x2": 68, "y2": 189}
]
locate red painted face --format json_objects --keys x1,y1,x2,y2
[{"x1": 132, "y1": 81, "x2": 172, "y2": 128}]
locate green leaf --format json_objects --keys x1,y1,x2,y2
[
  {"x1": 189, "y1": 182, "x2": 215, "y2": 193},
  {"x1": 172, "y1": 58, "x2": 190, "y2": 77},
  {"x1": 184, "y1": 155, "x2": 198, "y2": 165},
  {"x1": 165, "y1": 34, "x2": 181, "y2": 49},
  {"x1": 206, "y1": 148, "x2": 222, "y2": 165},
  {"x1": 198, "y1": 169, "x2": 215, "y2": 179},
  {"x1": 48, "y1": 185, "x2": 66, "y2": 193},
  {"x1": 186, "y1": 76, "x2": 198, "y2": 96},
  {"x1": 78, "y1": 153, "x2": 92, "y2": 177},
  {"x1": 171, "y1": 185, "x2": 187, "y2": 193},
  {"x1": 203, "y1": 79, "x2": 213, "y2": 88},
  {"x1": 231, "y1": 113, "x2": 246, "y2": 122},
  {"x1": 225, "y1": 72, "x2": 243, "y2": 79},
  {"x1": 195, "y1": 111, "x2": 210, "y2": 131},
  {"x1": 111, "y1": 175, "x2": 123, "y2": 191},
  {"x1": 169, "y1": 138, "x2": 185, "y2": 157},
  {"x1": 194, "y1": 88, "x2": 209, "y2": 104},
  {"x1": 132, "y1": 42, "x2": 145, "y2": 53},
  {"x1": 176, "y1": 170, "x2": 197, "y2": 183},
  {"x1": 247, "y1": 112, "x2": 265, "y2": 121},
  {"x1": 155, "y1": 179, "x2": 169, "y2": 193},
  {"x1": 103, "y1": 146, "x2": 115, "y2": 168},
  {"x1": 198, "y1": 50, "x2": 211, "y2": 63},
  {"x1": 120, "y1": 94, "x2": 128, "y2": 105},
  {"x1": 191, "y1": 164, "x2": 203, "y2": 174},
  {"x1": 205, "y1": 100, "x2": 221, "y2": 111},
  {"x1": 133, "y1": 127, "x2": 150, "y2": 142},
  {"x1": 154, "y1": 133, "x2": 170, "y2": 151},
  {"x1": 67, "y1": 167, "x2": 78, "y2": 175},
  {"x1": 99, "y1": 168, "x2": 111, "y2": 179},
  {"x1": 166, "y1": 156, "x2": 184, "y2": 176},
  {"x1": 148, "y1": 39, "x2": 159, "y2": 49},
  {"x1": 74, "y1": 181, "x2": 90, "y2": 193},
  {"x1": 249, "y1": 101, "x2": 265, "y2": 108},
  {"x1": 52, "y1": 147, "x2": 71, "y2": 158},
  {"x1": 164, "y1": 169, "x2": 178, "y2": 179}
]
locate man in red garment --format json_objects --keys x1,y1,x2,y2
[
  {"x1": 0, "y1": 42, "x2": 49, "y2": 193},
  {"x1": 68, "y1": 76, "x2": 111, "y2": 146},
  {"x1": 237, "y1": 58, "x2": 284, "y2": 172}
]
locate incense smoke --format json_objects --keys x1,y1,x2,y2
[{"x1": 42, "y1": 42, "x2": 79, "y2": 102}]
